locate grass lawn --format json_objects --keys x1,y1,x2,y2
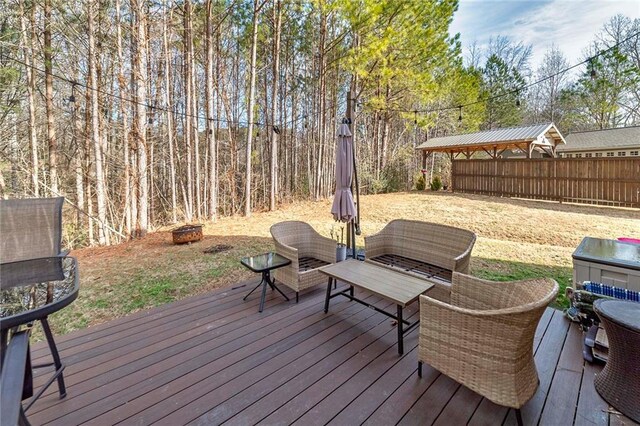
[{"x1": 44, "y1": 191, "x2": 639, "y2": 340}]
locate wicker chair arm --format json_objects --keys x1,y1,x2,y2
[
  {"x1": 452, "y1": 236, "x2": 475, "y2": 274},
  {"x1": 274, "y1": 240, "x2": 299, "y2": 263},
  {"x1": 364, "y1": 233, "x2": 387, "y2": 259}
]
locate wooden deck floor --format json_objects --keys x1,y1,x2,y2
[{"x1": 27, "y1": 280, "x2": 636, "y2": 426}]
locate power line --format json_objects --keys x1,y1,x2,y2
[
  {"x1": 1, "y1": 53, "x2": 317, "y2": 130},
  {"x1": 378, "y1": 30, "x2": 640, "y2": 117}
]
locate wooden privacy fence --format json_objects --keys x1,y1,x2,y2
[{"x1": 451, "y1": 158, "x2": 640, "y2": 207}]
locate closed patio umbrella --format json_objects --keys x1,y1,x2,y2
[{"x1": 331, "y1": 122, "x2": 356, "y2": 222}]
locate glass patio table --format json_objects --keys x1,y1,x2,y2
[
  {"x1": 0, "y1": 256, "x2": 79, "y2": 408},
  {"x1": 241, "y1": 252, "x2": 291, "y2": 312}
]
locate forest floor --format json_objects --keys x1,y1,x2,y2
[{"x1": 47, "y1": 191, "x2": 640, "y2": 339}]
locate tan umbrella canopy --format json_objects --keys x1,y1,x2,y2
[{"x1": 331, "y1": 123, "x2": 356, "y2": 222}]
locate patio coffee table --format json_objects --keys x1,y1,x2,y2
[
  {"x1": 320, "y1": 259, "x2": 433, "y2": 355},
  {"x1": 241, "y1": 252, "x2": 291, "y2": 312}
]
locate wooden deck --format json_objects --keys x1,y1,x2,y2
[{"x1": 27, "y1": 280, "x2": 636, "y2": 425}]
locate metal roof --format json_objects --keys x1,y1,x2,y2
[
  {"x1": 416, "y1": 122, "x2": 565, "y2": 151},
  {"x1": 556, "y1": 126, "x2": 640, "y2": 152}
]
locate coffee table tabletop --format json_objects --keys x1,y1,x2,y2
[{"x1": 319, "y1": 259, "x2": 434, "y2": 307}]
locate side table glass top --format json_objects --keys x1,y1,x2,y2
[
  {"x1": 241, "y1": 252, "x2": 291, "y2": 273},
  {"x1": 1, "y1": 256, "x2": 79, "y2": 329}
]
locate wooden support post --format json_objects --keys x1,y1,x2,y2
[{"x1": 421, "y1": 150, "x2": 428, "y2": 189}]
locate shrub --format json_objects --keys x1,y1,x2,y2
[
  {"x1": 415, "y1": 175, "x2": 426, "y2": 190},
  {"x1": 430, "y1": 175, "x2": 443, "y2": 191}
]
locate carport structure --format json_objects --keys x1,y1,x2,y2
[{"x1": 416, "y1": 122, "x2": 566, "y2": 167}]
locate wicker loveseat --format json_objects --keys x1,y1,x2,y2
[
  {"x1": 364, "y1": 220, "x2": 476, "y2": 301},
  {"x1": 418, "y1": 273, "x2": 559, "y2": 425},
  {"x1": 270, "y1": 221, "x2": 336, "y2": 302}
]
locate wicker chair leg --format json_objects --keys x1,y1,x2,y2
[
  {"x1": 515, "y1": 409, "x2": 523, "y2": 426},
  {"x1": 418, "y1": 361, "x2": 423, "y2": 378},
  {"x1": 296, "y1": 292, "x2": 299, "y2": 303}
]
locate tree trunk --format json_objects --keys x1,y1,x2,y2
[
  {"x1": 183, "y1": 0, "x2": 194, "y2": 221},
  {"x1": 132, "y1": 0, "x2": 149, "y2": 238},
  {"x1": 163, "y1": 0, "x2": 178, "y2": 223},
  {"x1": 44, "y1": 0, "x2": 58, "y2": 195},
  {"x1": 116, "y1": 0, "x2": 132, "y2": 235},
  {"x1": 205, "y1": 0, "x2": 217, "y2": 221},
  {"x1": 244, "y1": 0, "x2": 261, "y2": 217},
  {"x1": 21, "y1": 0, "x2": 39, "y2": 197},
  {"x1": 269, "y1": 0, "x2": 282, "y2": 211},
  {"x1": 88, "y1": 1, "x2": 109, "y2": 245}
]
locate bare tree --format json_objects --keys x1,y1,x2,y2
[
  {"x1": 245, "y1": 0, "x2": 263, "y2": 217},
  {"x1": 88, "y1": 1, "x2": 109, "y2": 245},
  {"x1": 20, "y1": 0, "x2": 38, "y2": 196},
  {"x1": 44, "y1": 0, "x2": 58, "y2": 194},
  {"x1": 131, "y1": 0, "x2": 149, "y2": 237},
  {"x1": 205, "y1": 0, "x2": 217, "y2": 221},
  {"x1": 163, "y1": 0, "x2": 178, "y2": 223},
  {"x1": 269, "y1": 0, "x2": 282, "y2": 211}
]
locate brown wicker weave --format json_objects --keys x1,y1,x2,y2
[
  {"x1": 365, "y1": 220, "x2": 476, "y2": 301},
  {"x1": 270, "y1": 221, "x2": 337, "y2": 302},
  {"x1": 593, "y1": 300, "x2": 640, "y2": 423},
  {"x1": 418, "y1": 273, "x2": 558, "y2": 421}
]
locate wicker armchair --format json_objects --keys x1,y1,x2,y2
[
  {"x1": 417, "y1": 273, "x2": 558, "y2": 426},
  {"x1": 365, "y1": 220, "x2": 476, "y2": 301},
  {"x1": 270, "y1": 221, "x2": 336, "y2": 302}
]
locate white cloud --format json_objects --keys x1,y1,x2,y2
[{"x1": 451, "y1": 0, "x2": 640, "y2": 69}]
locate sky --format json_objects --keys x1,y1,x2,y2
[{"x1": 450, "y1": 0, "x2": 640, "y2": 70}]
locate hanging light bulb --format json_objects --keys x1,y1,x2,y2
[
  {"x1": 590, "y1": 58, "x2": 597, "y2": 79},
  {"x1": 458, "y1": 106, "x2": 463, "y2": 122},
  {"x1": 414, "y1": 110, "x2": 418, "y2": 125},
  {"x1": 515, "y1": 92, "x2": 521, "y2": 107},
  {"x1": 68, "y1": 83, "x2": 76, "y2": 103}
]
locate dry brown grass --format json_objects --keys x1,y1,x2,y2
[{"x1": 49, "y1": 191, "x2": 637, "y2": 338}]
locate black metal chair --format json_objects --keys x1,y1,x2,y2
[
  {"x1": 0, "y1": 197, "x2": 68, "y2": 401},
  {"x1": 0, "y1": 330, "x2": 32, "y2": 426}
]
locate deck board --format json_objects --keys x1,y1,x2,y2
[{"x1": 26, "y1": 280, "x2": 636, "y2": 425}]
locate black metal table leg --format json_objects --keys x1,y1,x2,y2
[
  {"x1": 40, "y1": 317, "x2": 66, "y2": 398},
  {"x1": 397, "y1": 305, "x2": 404, "y2": 355},
  {"x1": 324, "y1": 277, "x2": 333, "y2": 313},
  {"x1": 243, "y1": 281, "x2": 263, "y2": 301},
  {"x1": 265, "y1": 271, "x2": 289, "y2": 301},
  {"x1": 258, "y1": 275, "x2": 269, "y2": 313}
]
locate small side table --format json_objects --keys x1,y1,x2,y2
[
  {"x1": 241, "y1": 252, "x2": 291, "y2": 312},
  {"x1": 593, "y1": 299, "x2": 640, "y2": 423}
]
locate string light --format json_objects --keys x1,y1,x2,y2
[
  {"x1": 458, "y1": 106, "x2": 462, "y2": 122},
  {"x1": 68, "y1": 83, "x2": 76, "y2": 103},
  {"x1": 414, "y1": 110, "x2": 417, "y2": 125},
  {"x1": 515, "y1": 91, "x2": 521, "y2": 108},
  {"x1": 370, "y1": 30, "x2": 638, "y2": 120}
]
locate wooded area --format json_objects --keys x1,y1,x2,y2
[{"x1": 0, "y1": 1, "x2": 638, "y2": 246}]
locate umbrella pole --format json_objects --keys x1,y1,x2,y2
[{"x1": 346, "y1": 86, "x2": 360, "y2": 260}]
